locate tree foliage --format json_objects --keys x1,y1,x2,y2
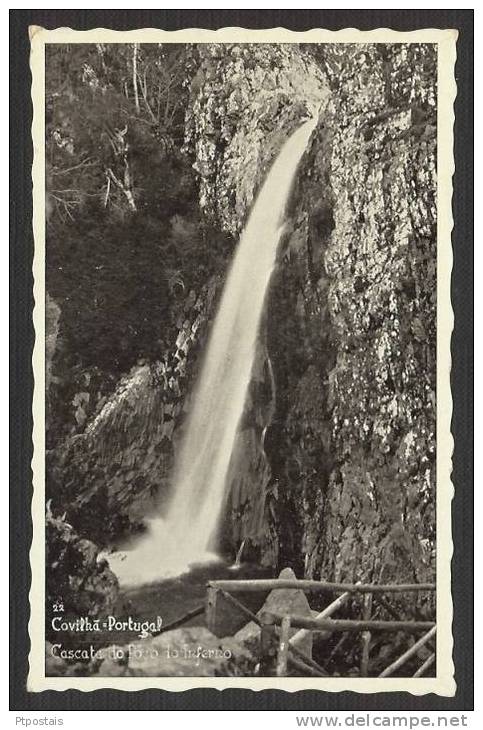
[
  {"x1": 46, "y1": 43, "x2": 231, "y2": 380},
  {"x1": 46, "y1": 43, "x2": 195, "y2": 220}
]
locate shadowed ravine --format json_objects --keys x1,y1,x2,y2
[{"x1": 109, "y1": 117, "x2": 318, "y2": 587}]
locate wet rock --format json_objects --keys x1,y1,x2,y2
[
  {"x1": 73, "y1": 538, "x2": 98, "y2": 570},
  {"x1": 186, "y1": 44, "x2": 327, "y2": 236},
  {"x1": 46, "y1": 511, "x2": 119, "y2": 628},
  {"x1": 45, "y1": 642, "x2": 68, "y2": 676}
]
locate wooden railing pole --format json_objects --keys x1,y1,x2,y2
[
  {"x1": 287, "y1": 651, "x2": 329, "y2": 677},
  {"x1": 205, "y1": 584, "x2": 219, "y2": 635},
  {"x1": 260, "y1": 612, "x2": 278, "y2": 676},
  {"x1": 204, "y1": 577, "x2": 436, "y2": 679},
  {"x1": 276, "y1": 616, "x2": 291, "y2": 677},
  {"x1": 360, "y1": 592, "x2": 373, "y2": 677}
]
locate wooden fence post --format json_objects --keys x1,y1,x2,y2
[
  {"x1": 205, "y1": 584, "x2": 219, "y2": 635},
  {"x1": 360, "y1": 592, "x2": 373, "y2": 677},
  {"x1": 260, "y1": 612, "x2": 279, "y2": 676},
  {"x1": 276, "y1": 616, "x2": 291, "y2": 677}
]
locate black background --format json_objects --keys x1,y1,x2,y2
[{"x1": 10, "y1": 8, "x2": 474, "y2": 712}]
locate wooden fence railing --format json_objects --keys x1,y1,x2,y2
[{"x1": 206, "y1": 577, "x2": 436, "y2": 678}]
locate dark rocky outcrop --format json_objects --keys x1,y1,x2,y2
[
  {"x1": 234, "y1": 567, "x2": 314, "y2": 658},
  {"x1": 46, "y1": 508, "x2": 119, "y2": 632}
]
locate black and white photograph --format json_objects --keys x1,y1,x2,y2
[{"x1": 23, "y1": 24, "x2": 459, "y2": 696}]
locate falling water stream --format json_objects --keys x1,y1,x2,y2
[{"x1": 111, "y1": 117, "x2": 317, "y2": 587}]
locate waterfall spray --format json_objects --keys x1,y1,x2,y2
[{"x1": 111, "y1": 117, "x2": 317, "y2": 586}]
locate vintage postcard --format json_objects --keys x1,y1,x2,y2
[{"x1": 28, "y1": 25, "x2": 457, "y2": 694}]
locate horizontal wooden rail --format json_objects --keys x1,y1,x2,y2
[
  {"x1": 262, "y1": 611, "x2": 436, "y2": 634},
  {"x1": 379, "y1": 626, "x2": 437, "y2": 677},
  {"x1": 209, "y1": 579, "x2": 435, "y2": 594},
  {"x1": 287, "y1": 650, "x2": 327, "y2": 678}
]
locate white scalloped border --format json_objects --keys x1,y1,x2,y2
[{"x1": 29, "y1": 25, "x2": 458, "y2": 695}]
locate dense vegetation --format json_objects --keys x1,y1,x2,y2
[{"x1": 46, "y1": 44, "x2": 232, "y2": 447}]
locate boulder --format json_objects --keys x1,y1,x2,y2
[
  {"x1": 110, "y1": 626, "x2": 252, "y2": 677},
  {"x1": 234, "y1": 568, "x2": 313, "y2": 658}
]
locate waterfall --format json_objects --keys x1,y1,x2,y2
[{"x1": 111, "y1": 117, "x2": 316, "y2": 587}]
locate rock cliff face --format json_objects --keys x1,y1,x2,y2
[
  {"x1": 185, "y1": 43, "x2": 326, "y2": 234},
  {"x1": 206, "y1": 44, "x2": 437, "y2": 595},
  {"x1": 299, "y1": 45, "x2": 437, "y2": 590},
  {"x1": 49, "y1": 42, "x2": 327, "y2": 546}
]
